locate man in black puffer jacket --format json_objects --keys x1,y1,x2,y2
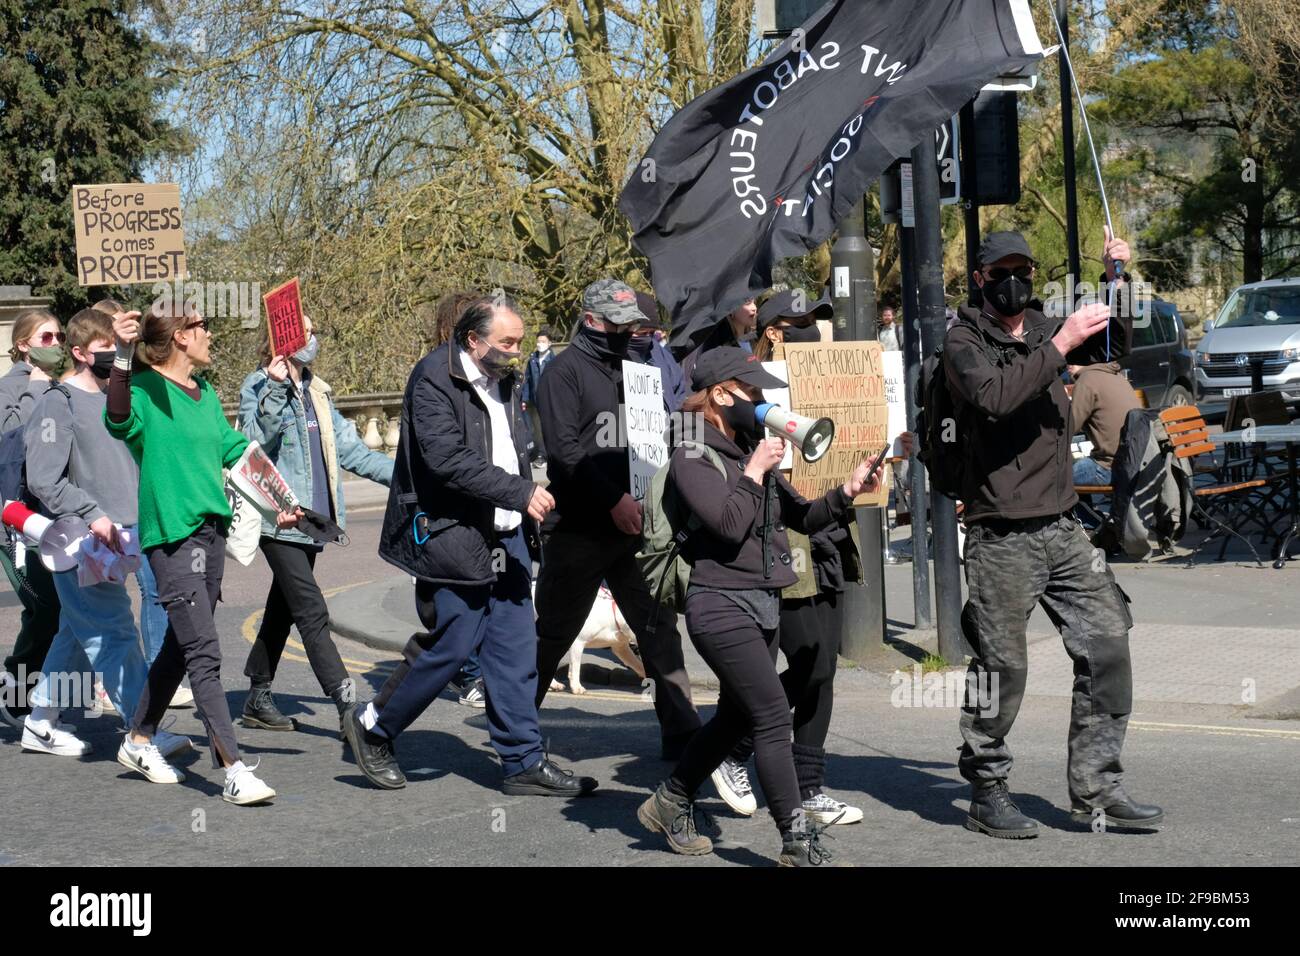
[{"x1": 346, "y1": 294, "x2": 596, "y2": 799}]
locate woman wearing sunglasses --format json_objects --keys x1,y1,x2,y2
[
  {"x1": 1, "y1": 310, "x2": 67, "y2": 431},
  {"x1": 106, "y1": 303, "x2": 297, "y2": 805}
]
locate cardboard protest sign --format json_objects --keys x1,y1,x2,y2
[
  {"x1": 262, "y1": 278, "x2": 307, "y2": 357},
  {"x1": 781, "y1": 340, "x2": 888, "y2": 507},
  {"x1": 72, "y1": 183, "x2": 186, "y2": 286},
  {"x1": 622, "y1": 361, "x2": 668, "y2": 501},
  {"x1": 880, "y1": 350, "x2": 909, "y2": 457}
]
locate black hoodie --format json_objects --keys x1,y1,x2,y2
[
  {"x1": 668, "y1": 421, "x2": 852, "y2": 590},
  {"x1": 944, "y1": 305, "x2": 1077, "y2": 523}
]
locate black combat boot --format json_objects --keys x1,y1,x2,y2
[
  {"x1": 779, "y1": 819, "x2": 852, "y2": 867},
  {"x1": 1071, "y1": 795, "x2": 1163, "y2": 830},
  {"x1": 965, "y1": 780, "x2": 1039, "y2": 839},
  {"x1": 241, "y1": 681, "x2": 295, "y2": 731}
]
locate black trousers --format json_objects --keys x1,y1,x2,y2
[
  {"x1": 134, "y1": 519, "x2": 239, "y2": 768},
  {"x1": 244, "y1": 537, "x2": 349, "y2": 696},
  {"x1": 534, "y1": 527, "x2": 699, "y2": 740},
  {"x1": 3, "y1": 548, "x2": 60, "y2": 683},
  {"x1": 670, "y1": 590, "x2": 800, "y2": 835},
  {"x1": 729, "y1": 590, "x2": 841, "y2": 797}
]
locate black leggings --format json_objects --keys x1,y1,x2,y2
[
  {"x1": 670, "y1": 590, "x2": 800, "y2": 835},
  {"x1": 244, "y1": 538, "x2": 348, "y2": 696},
  {"x1": 730, "y1": 590, "x2": 842, "y2": 797}
]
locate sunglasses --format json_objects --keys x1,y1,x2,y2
[
  {"x1": 32, "y1": 331, "x2": 67, "y2": 346},
  {"x1": 985, "y1": 266, "x2": 1034, "y2": 282},
  {"x1": 184, "y1": 319, "x2": 210, "y2": 332}
]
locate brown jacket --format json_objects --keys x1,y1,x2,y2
[{"x1": 1070, "y1": 363, "x2": 1141, "y2": 469}]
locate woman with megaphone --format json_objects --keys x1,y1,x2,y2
[
  {"x1": 636, "y1": 346, "x2": 886, "y2": 867},
  {"x1": 106, "y1": 303, "x2": 297, "y2": 806}
]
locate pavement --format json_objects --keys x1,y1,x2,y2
[{"x1": 1, "y1": 475, "x2": 1297, "y2": 867}]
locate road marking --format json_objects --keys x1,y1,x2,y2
[
  {"x1": 1130, "y1": 720, "x2": 1300, "y2": 740},
  {"x1": 239, "y1": 579, "x2": 395, "y2": 677}
]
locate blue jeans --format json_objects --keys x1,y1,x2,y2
[
  {"x1": 130, "y1": 528, "x2": 169, "y2": 666},
  {"x1": 374, "y1": 527, "x2": 542, "y2": 777},
  {"x1": 31, "y1": 571, "x2": 146, "y2": 719},
  {"x1": 1073, "y1": 458, "x2": 1113, "y2": 528}
]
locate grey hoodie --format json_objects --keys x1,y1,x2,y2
[{"x1": 0, "y1": 361, "x2": 44, "y2": 432}]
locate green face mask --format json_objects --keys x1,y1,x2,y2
[{"x1": 28, "y1": 345, "x2": 68, "y2": 375}]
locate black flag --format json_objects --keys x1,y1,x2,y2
[{"x1": 620, "y1": 0, "x2": 1047, "y2": 348}]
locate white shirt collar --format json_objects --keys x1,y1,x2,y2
[{"x1": 458, "y1": 346, "x2": 490, "y2": 389}]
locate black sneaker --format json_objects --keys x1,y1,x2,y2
[
  {"x1": 965, "y1": 781, "x2": 1039, "y2": 839},
  {"x1": 779, "y1": 819, "x2": 851, "y2": 867},
  {"x1": 241, "y1": 683, "x2": 295, "y2": 731},
  {"x1": 341, "y1": 705, "x2": 406, "y2": 790},
  {"x1": 0, "y1": 672, "x2": 27, "y2": 733},
  {"x1": 1070, "y1": 796, "x2": 1164, "y2": 830},
  {"x1": 458, "y1": 678, "x2": 486, "y2": 709},
  {"x1": 637, "y1": 782, "x2": 713, "y2": 856},
  {"x1": 501, "y1": 758, "x2": 597, "y2": 797}
]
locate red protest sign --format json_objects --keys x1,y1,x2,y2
[{"x1": 262, "y1": 278, "x2": 307, "y2": 356}]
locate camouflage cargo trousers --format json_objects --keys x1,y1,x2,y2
[{"x1": 958, "y1": 514, "x2": 1134, "y2": 807}]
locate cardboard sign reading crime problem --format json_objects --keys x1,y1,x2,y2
[
  {"x1": 72, "y1": 183, "x2": 186, "y2": 286},
  {"x1": 781, "y1": 340, "x2": 888, "y2": 507},
  {"x1": 262, "y1": 278, "x2": 307, "y2": 357}
]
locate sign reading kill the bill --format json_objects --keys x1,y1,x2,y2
[
  {"x1": 263, "y1": 278, "x2": 308, "y2": 357},
  {"x1": 72, "y1": 183, "x2": 186, "y2": 286},
  {"x1": 782, "y1": 341, "x2": 888, "y2": 508}
]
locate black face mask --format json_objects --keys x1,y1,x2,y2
[
  {"x1": 89, "y1": 351, "x2": 116, "y2": 380},
  {"x1": 780, "y1": 324, "x2": 821, "y2": 344},
  {"x1": 574, "y1": 322, "x2": 633, "y2": 363},
  {"x1": 984, "y1": 273, "x2": 1034, "y2": 317},
  {"x1": 720, "y1": 391, "x2": 762, "y2": 441},
  {"x1": 477, "y1": 344, "x2": 522, "y2": 381},
  {"x1": 627, "y1": 335, "x2": 654, "y2": 362}
]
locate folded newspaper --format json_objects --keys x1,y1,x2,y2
[{"x1": 228, "y1": 441, "x2": 300, "y2": 521}]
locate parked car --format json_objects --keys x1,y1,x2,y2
[
  {"x1": 1192, "y1": 278, "x2": 1300, "y2": 406},
  {"x1": 1043, "y1": 293, "x2": 1195, "y2": 408}
]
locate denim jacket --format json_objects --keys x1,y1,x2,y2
[{"x1": 238, "y1": 366, "x2": 394, "y2": 545}]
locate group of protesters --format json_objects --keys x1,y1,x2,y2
[{"x1": 0, "y1": 229, "x2": 1160, "y2": 864}]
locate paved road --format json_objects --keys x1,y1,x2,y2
[{"x1": 1, "y1": 487, "x2": 1297, "y2": 866}]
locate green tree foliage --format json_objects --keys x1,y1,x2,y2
[{"x1": 0, "y1": 0, "x2": 189, "y2": 317}]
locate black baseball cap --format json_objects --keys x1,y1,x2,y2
[
  {"x1": 690, "y1": 346, "x2": 788, "y2": 392},
  {"x1": 756, "y1": 289, "x2": 834, "y2": 330},
  {"x1": 635, "y1": 291, "x2": 665, "y2": 330},
  {"x1": 977, "y1": 231, "x2": 1036, "y2": 267}
]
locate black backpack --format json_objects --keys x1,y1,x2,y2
[{"x1": 915, "y1": 318, "x2": 1004, "y2": 499}]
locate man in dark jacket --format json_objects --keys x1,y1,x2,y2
[
  {"x1": 522, "y1": 324, "x2": 556, "y2": 464},
  {"x1": 945, "y1": 230, "x2": 1162, "y2": 838},
  {"x1": 348, "y1": 294, "x2": 595, "y2": 797},
  {"x1": 535, "y1": 279, "x2": 701, "y2": 757}
]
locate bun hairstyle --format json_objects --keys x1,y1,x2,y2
[{"x1": 8, "y1": 309, "x2": 59, "y2": 363}]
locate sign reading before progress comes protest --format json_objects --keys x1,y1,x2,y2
[
  {"x1": 72, "y1": 183, "x2": 186, "y2": 286},
  {"x1": 263, "y1": 278, "x2": 308, "y2": 357}
]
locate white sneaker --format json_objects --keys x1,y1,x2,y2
[
  {"x1": 93, "y1": 681, "x2": 117, "y2": 715},
  {"x1": 168, "y1": 686, "x2": 194, "y2": 708},
  {"x1": 21, "y1": 716, "x2": 92, "y2": 756},
  {"x1": 802, "y1": 791, "x2": 863, "y2": 825},
  {"x1": 116, "y1": 737, "x2": 185, "y2": 783},
  {"x1": 154, "y1": 729, "x2": 193, "y2": 759},
  {"x1": 223, "y1": 762, "x2": 276, "y2": 806},
  {"x1": 711, "y1": 758, "x2": 758, "y2": 816}
]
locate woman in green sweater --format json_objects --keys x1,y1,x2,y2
[{"x1": 106, "y1": 304, "x2": 296, "y2": 806}]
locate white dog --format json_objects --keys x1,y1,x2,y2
[{"x1": 545, "y1": 584, "x2": 645, "y2": 695}]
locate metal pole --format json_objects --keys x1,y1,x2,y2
[
  {"x1": 910, "y1": 138, "x2": 963, "y2": 664},
  {"x1": 831, "y1": 196, "x2": 885, "y2": 657},
  {"x1": 1058, "y1": 0, "x2": 1081, "y2": 304},
  {"x1": 959, "y1": 99, "x2": 982, "y2": 308},
  {"x1": 897, "y1": 218, "x2": 932, "y2": 629}
]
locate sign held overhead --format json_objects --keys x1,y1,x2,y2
[{"x1": 72, "y1": 183, "x2": 186, "y2": 287}]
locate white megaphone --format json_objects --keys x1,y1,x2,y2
[
  {"x1": 754, "y1": 403, "x2": 835, "y2": 463},
  {"x1": 2, "y1": 501, "x2": 90, "y2": 573}
]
